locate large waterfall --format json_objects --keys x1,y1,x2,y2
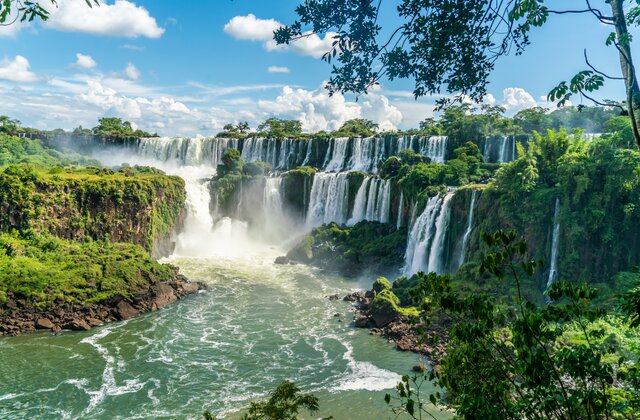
[
  {"x1": 129, "y1": 135, "x2": 449, "y2": 173},
  {"x1": 404, "y1": 193, "x2": 454, "y2": 276},
  {"x1": 547, "y1": 198, "x2": 561, "y2": 289},
  {"x1": 457, "y1": 190, "x2": 477, "y2": 269}
]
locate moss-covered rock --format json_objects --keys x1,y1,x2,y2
[
  {"x1": 369, "y1": 289, "x2": 418, "y2": 327},
  {"x1": 372, "y1": 277, "x2": 392, "y2": 293},
  {"x1": 283, "y1": 166, "x2": 315, "y2": 220}
]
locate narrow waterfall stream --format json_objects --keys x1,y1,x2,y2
[
  {"x1": 547, "y1": 198, "x2": 561, "y2": 289},
  {"x1": 0, "y1": 145, "x2": 451, "y2": 420},
  {"x1": 457, "y1": 190, "x2": 477, "y2": 268}
]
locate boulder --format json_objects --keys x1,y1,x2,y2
[
  {"x1": 87, "y1": 318, "x2": 103, "y2": 327},
  {"x1": 36, "y1": 318, "x2": 55, "y2": 330},
  {"x1": 327, "y1": 294, "x2": 340, "y2": 301},
  {"x1": 115, "y1": 301, "x2": 139, "y2": 320},
  {"x1": 397, "y1": 337, "x2": 414, "y2": 352},
  {"x1": 65, "y1": 319, "x2": 91, "y2": 331},
  {"x1": 152, "y1": 283, "x2": 178, "y2": 309},
  {"x1": 182, "y1": 282, "x2": 201, "y2": 295},
  {"x1": 274, "y1": 256, "x2": 290, "y2": 265},
  {"x1": 354, "y1": 316, "x2": 369, "y2": 328},
  {"x1": 412, "y1": 364, "x2": 427, "y2": 373}
]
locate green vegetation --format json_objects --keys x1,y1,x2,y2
[
  {"x1": 384, "y1": 230, "x2": 640, "y2": 419},
  {"x1": 92, "y1": 117, "x2": 156, "y2": 138},
  {"x1": 257, "y1": 118, "x2": 303, "y2": 137},
  {"x1": 0, "y1": 230, "x2": 175, "y2": 310},
  {"x1": 0, "y1": 133, "x2": 98, "y2": 167},
  {"x1": 204, "y1": 381, "x2": 324, "y2": 420},
  {"x1": 370, "y1": 288, "x2": 419, "y2": 318},
  {"x1": 0, "y1": 163, "x2": 185, "y2": 252},
  {"x1": 286, "y1": 221, "x2": 407, "y2": 277},
  {"x1": 217, "y1": 121, "x2": 251, "y2": 138},
  {"x1": 332, "y1": 119, "x2": 378, "y2": 138}
]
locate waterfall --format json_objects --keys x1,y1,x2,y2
[
  {"x1": 306, "y1": 172, "x2": 350, "y2": 227},
  {"x1": 347, "y1": 177, "x2": 392, "y2": 226},
  {"x1": 262, "y1": 177, "x2": 286, "y2": 239},
  {"x1": 547, "y1": 198, "x2": 561, "y2": 289},
  {"x1": 379, "y1": 180, "x2": 391, "y2": 223},
  {"x1": 404, "y1": 193, "x2": 453, "y2": 276},
  {"x1": 264, "y1": 177, "x2": 284, "y2": 216},
  {"x1": 419, "y1": 136, "x2": 447, "y2": 163},
  {"x1": 349, "y1": 137, "x2": 371, "y2": 171},
  {"x1": 325, "y1": 138, "x2": 350, "y2": 172},
  {"x1": 365, "y1": 178, "x2": 380, "y2": 221},
  {"x1": 484, "y1": 137, "x2": 516, "y2": 163},
  {"x1": 396, "y1": 192, "x2": 404, "y2": 230},
  {"x1": 483, "y1": 138, "x2": 493, "y2": 162},
  {"x1": 498, "y1": 136, "x2": 510, "y2": 163},
  {"x1": 457, "y1": 190, "x2": 477, "y2": 268},
  {"x1": 348, "y1": 177, "x2": 370, "y2": 225}
]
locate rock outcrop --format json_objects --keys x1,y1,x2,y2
[{"x1": 0, "y1": 277, "x2": 206, "y2": 336}]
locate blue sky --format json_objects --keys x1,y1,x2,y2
[{"x1": 0, "y1": 0, "x2": 634, "y2": 135}]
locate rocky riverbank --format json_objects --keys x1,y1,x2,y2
[
  {"x1": 0, "y1": 275, "x2": 206, "y2": 336},
  {"x1": 340, "y1": 290, "x2": 449, "y2": 363}
]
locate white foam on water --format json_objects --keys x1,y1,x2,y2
[{"x1": 330, "y1": 339, "x2": 401, "y2": 392}]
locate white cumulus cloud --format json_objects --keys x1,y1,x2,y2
[
  {"x1": 500, "y1": 87, "x2": 537, "y2": 114},
  {"x1": 258, "y1": 84, "x2": 402, "y2": 132},
  {"x1": 224, "y1": 14, "x2": 280, "y2": 42},
  {"x1": 0, "y1": 56, "x2": 38, "y2": 82},
  {"x1": 267, "y1": 66, "x2": 290, "y2": 74},
  {"x1": 224, "y1": 14, "x2": 336, "y2": 59},
  {"x1": 124, "y1": 62, "x2": 140, "y2": 80},
  {"x1": 75, "y1": 53, "x2": 97, "y2": 69},
  {"x1": 78, "y1": 80, "x2": 190, "y2": 122},
  {"x1": 45, "y1": 0, "x2": 164, "y2": 38}
]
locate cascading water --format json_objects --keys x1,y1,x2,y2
[
  {"x1": 348, "y1": 177, "x2": 371, "y2": 226},
  {"x1": 347, "y1": 177, "x2": 392, "y2": 226},
  {"x1": 396, "y1": 192, "x2": 404, "y2": 230},
  {"x1": 547, "y1": 198, "x2": 561, "y2": 289},
  {"x1": 419, "y1": 136, "x2": 447, "y2": 163},
  {"x1": 324, "y1": 138, "x2": 350, "y2": 172},
  {"x1": 404, "y1": 194, "x2": 454, "y2": 276},
  {"x1": 484, "y1": 136, "x2": 516, "y2": 163},
  {"x1": 456, "y1": 190, "x2": 477, "y2": 269},
  {"x1": 306, "y1": 172, "x2": 350, "y2": 227}
]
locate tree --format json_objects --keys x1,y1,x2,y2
[
  {"x1": 418, "y1": 118, "x2": 443, "y2": 135},
  {"x1": 0, "y1": 0, "x2": 97, "y2": 25},
  {"x1": 0, "y1": 116, "x2": 21, "y2": 133},
  {"x1": 257, "y1": 118, "x2": 302, "y2": 137},
  {"x1": 332, "y1": 118, "x2": 378, "y2": 137},
  {"x1": 513, "y1": 107, "x2": 551, "y2": 133},
  {"x1": 275, "y1": 1, "x2": 640, "y2": 149},
  {"x1": 386, "y1": 230, "x2": 640, "y2": 419},
  {"x1": 240, "y1": 381, "x2": 320, "y2": 420}
]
